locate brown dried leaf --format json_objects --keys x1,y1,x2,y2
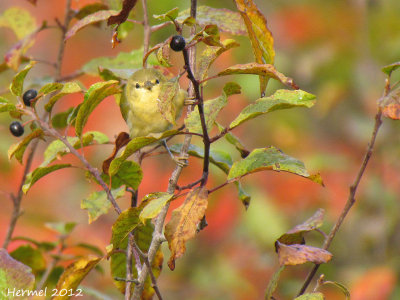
[
  {"x1": 165, "y1": 187, "x2": 208, "y2": 270},
  {"x1": 218, "y1": 63, "x2": 298, "y2": 89},
  {"x1": 26, "y1": 0, "x2": 37, "y2": 5},
  {"x1": 380, "y1": 88, "x2": 400, "y2": 120},
  {"x1": 275, "y1": 241, "x2": 332, "y2": 266},
  {"x1": 234, "y1": 0, "x2": 275, "y2": 93},
  {"x1": 278, "y1": 209, "x2": 325, "y2": 245},
  {"x1": 102, "y1": 132, "x2": 130, "y2": 174},
  {"x1": 107, "y1": 0, "x2": 138, "y2": 26}
]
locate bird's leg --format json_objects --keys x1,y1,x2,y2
[{"x1": 162, "y1": 139, "x2": 188, "y2": 167}]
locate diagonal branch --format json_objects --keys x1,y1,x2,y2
[{"x1": 297, "y1": 79, "x2": 388, "y2": 296}]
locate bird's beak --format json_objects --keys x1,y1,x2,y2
[{"x1": 144, "y1": 81, "x2": 153, "y2": 91}]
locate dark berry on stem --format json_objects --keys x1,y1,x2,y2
[
  {"x1": 23, "y1": 89, "x2": 37, "y2": 106},
  {"x1": 9, "y1": 121, "x2": 24, "y2": 137},
  {"x1": 170, "y1": 35, "x2": 186, "y2": 52}
]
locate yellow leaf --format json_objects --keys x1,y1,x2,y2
[
  {"x1": 53, "y1": 255, "x2": 102, "y2": 300},
  {"x1": 165, "y1": 187, "x2": 208, "y2": 270},
  {"x1": 233, "y1": 0, "x2": 275, "y2": 93}
]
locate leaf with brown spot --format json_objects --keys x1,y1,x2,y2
[
  {"x1": 233, "y1": 0, "x2": 275, "y2": 93},
  {"x1": 65, "y1": 10, "x2": 118, "y2": 41},
  {"x1": 380, "y1": 88, "x2": 400, "y2": 120},
  {"x1": 107, "y1": 0, "x2": 138, "y2": 26},
  {"x1": 275, "y1": 241, "x2": 332, "y2": 266},
  {"x1": 218, "y1": 63, "x2": 298, "y2": 89},
  {"x1": 157, "y1": 41, "x2": 172, "y2": 67},
  {"x1": 165, "y1": 187, "x2": 208, "y2": 270},
  {"x1": 278, "y1": 209, "x2": 325, "y2": 245},
  {"x1": 177, "y1": 6, "x2": 246, "y2": 36},
  {"x1": 102, "y1": 132, "x2": 130, "y2": 174}
]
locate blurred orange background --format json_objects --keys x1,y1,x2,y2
[{"x1": 1, "y1": 0, "x2": 400, "y2": 299}]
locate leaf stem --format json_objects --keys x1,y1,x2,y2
[{"x1": 142, "y1": 0, "x2": 151, "y2": 68}]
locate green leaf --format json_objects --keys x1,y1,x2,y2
[
  {"x1": 105, "y1": 160, "x2": 143, "y2": 190},
  {"x1": 171, "y1": 143, "x2": 251, "y2": 208},
  {"x1": 223, "y1": 130, "x2": 250, "y2": 158},
  {"x1": 9, "y1": 61, "x2": 36, "y2": 96},
  {"x1": 81, "y1": 49, "x2": 158, "y2": 78},
  {"x1": 265, "y1": 266, "x2": 285, "y2": 300},
  {"x1": 382, "y1": 61, "x2": 400, "y2": 76},
  {"x1": 156, "y1": 42, "x2": 172, "y2": 67},
  {"x1": 40, "y1": 132, "x2": 108, "y2": 167},
  {"x1": 81, "y1": 186, "x2": 125, "y2": 224},
  {"x1": 10, "y1": 245, "x2": 46, "y2": 275},
  {"x1": 111, "y1": 207, "x2": 141, "y2": 249},
  {"x1": 38, "y1": 82, "x2": 64, "y2": 95},
  {"x1": 170, "y1": 143, "x2": 232, "y2": 174},
  {"x1": 8, "y1": 128, "x2": 44, "y2": 164},
  {"x1": 294, "y1": 292, "x2": 325, "y2": 300},
  {"x1": 65, "y1": 10, "x2": 118, "y2": 40},
  {"x1": 218, "y1": 63, "x2": 298, "y2": 89},
  {"x1": 236, "y1": 181, "x2": 251, "y2": 209},
  {"x1": 0, "y1": 249, "x2": 35, "y2": 296},
  {"x1": 139, "y1": 193, "x2": 174, "y2": 223},
  {"x1": 230, "y1": 89, "x2": 316, "y2": 129},
  {"x1": 75, "y1": 80, "x2": 120, "y2": 137},
  {"x1": 234, "y1": 0, "x2": 275, "y2": 93},
  {"x1": 44, "y1": 81, "x2": 82, "y2": 112},
  {"x1": 0, "y1": 7, "x2": 37, "y2": 39},
  {"x1": 109, "y1": 129, "x2": 179, "y2": 176},
  {"x1": 198, "y1": 39, "x2": 240, "y2": 81},
  {"x1": 228, "y1": 147, "x2": 323, "y2": 185},
  {"x1": 0, "y1": 97, "x2": 17, "y2": 113},
  {"x1": 51, "y1": 107, "x2": 74, "y2": 128},
  {"x1": 73, "y1": 243, "x2": 104, "y2": 257},
  {"x1": 45, "y1": 222, "x2": 76, "y2": 235},
  {"x1": 53, "y1": 256, "x2": 102, "y2": 300},
  {"x1": 177, "y1": 6, "x2": 246, "y2": 35},
  {"x1": 11, "y1": 237, "x2": 56, "y2": 252},
  {"x1": 23, "y1": 164, "x2": 72, "y2": 193},
  {"x1": 185, "y1": 82, "x2": 239, "y2": 134},
  {"x1": 153, "y1": 7, "x2": 179, "y2": 21}
]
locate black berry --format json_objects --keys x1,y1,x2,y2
[
  {"x1": 9, "y1": 121, "x2": 24, "y2": 137},
  {"x1": 22, "y1": 89, "x2": 37, "y2": 106},
  {"x1": 170, "y1": 35, "x2": 186, "y2": 52}
]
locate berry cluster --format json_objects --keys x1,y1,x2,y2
[{"x1": 9, "y1": 89, "x2": 38, "y2": 137}]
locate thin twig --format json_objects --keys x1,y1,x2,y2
[
  {"x1": 31, "y1": 115, "x2": 122, "y2": 214},
  {"x1": 143, "y1": 256, "x2": 163, "y2": 300},
  {"x1": 297, "y1": 80, "x2": 388, "y2": 296},
  {"x1": 142, "y1": 0, "x2": 151, "y2": 68}
]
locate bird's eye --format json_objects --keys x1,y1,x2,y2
[
  {"x1": 155, "y1": 79, "x2": 160, "y2": 84},
  {"x1": 135, "y1": 83, "x2": 140, "y2": 89}
]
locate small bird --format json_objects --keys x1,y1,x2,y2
[{"x1": 119, "y1": 68, "x2": 186, "y2": 138}]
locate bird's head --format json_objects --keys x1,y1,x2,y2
[{"x1": 128, "y1": 68, "x2": 166, "y2": 93}]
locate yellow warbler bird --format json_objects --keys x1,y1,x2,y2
[{"x1": 119, "y1": 68, "x2": 186, "y2": 138}]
